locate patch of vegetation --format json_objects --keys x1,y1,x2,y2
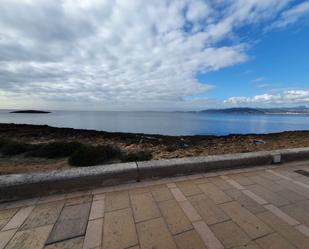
[
  {"x1": 0, "y1": 138, "x2": 9, "y2": 149},
  {"x1": 122, "y1": 150, "x2": 152, "y2": 162},
  {"x1": 0, "y1": 137, "x2": 151, "y2": 167},
  {"x1": 0, "y1": 140, "x2": 38, "y2": 156},
  {"x1": 68, "y1": 144, "x2": 122, "y2": 167},
  {"x1": 25, "y1": 141, "x2": 83, "y2": 158}
]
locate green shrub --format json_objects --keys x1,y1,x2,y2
[
  {"x1": 0, "y1": 138, "x2": 10, "y2": 149},
  {"x1": 1, "y1": 141, "x2": 35, "y2": 156},
  {"x1": 69, "y1": 144, "x2": 122, "y2": 166},
  {"x1": 26, "y1": 141, "x2": 83, "y2": 158},
  {"x1": 122, "y1": 150, "x2": 152, "y2": 162}
]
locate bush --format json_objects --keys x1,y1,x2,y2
[
  {"x1": 1, "y1": 141, "x2": 36, "y2": 156},
  {"x1": 122, "y1": 150, "x2": 152, "y2": 162},
  {"x1": 26, "y1": 141, "x2": 83, "y2": 158},
  {"x1": 0, "y1": 138, "x2": 10, "y2": 149},
  {"x1": 69, "y1": 144, "x2": 122, "y2": 166}
]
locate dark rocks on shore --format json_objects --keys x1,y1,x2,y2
[{"x1": 10, "y1": 110, "x2": 51, "y2": 114}]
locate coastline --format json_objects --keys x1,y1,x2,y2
[
  {"x1": 1, "y1": 123, "x2": 309, "y2": 174},
  {"x1": 1, "y1": 122, "x2": 309, "y2": 158}
]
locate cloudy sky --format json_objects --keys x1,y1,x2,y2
[{"x1": 0, "y1": 0, "x2": 308, "y2": 111}]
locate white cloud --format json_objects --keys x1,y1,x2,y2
[
  {"x1": 252, "y1": 77, "x2": 265, "y2": 83},
  {"x1": 224, "y1": 90, "x2": 309, "y2": 105},
  {"x1": 270, "y1": 1, "x2": 309, "y2": 29},
  {"x1": 0, "y1": 0, "x2": 301, "y2": 110}
]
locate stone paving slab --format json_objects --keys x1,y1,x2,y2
[
  {"x1": 102, "y1": 208, "x2": 138, "y2": 249},
  {"x1": 46, "y1": 203, "x2": 91, "y2": 244},
  {"x1": 20, "y1": 201, "x2": 64, "y2": 230},
  {"x1": 137, "y1": 218, "x2": 177, "y2": 249},
  {"x1": 158, "y1": 199, "x2": 193, "y2": 235},
  {"x1": 1, "y1": 161, "x2": 309, "y2": 249}
]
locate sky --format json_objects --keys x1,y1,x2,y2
[{"x1": 0, "y1": 0, "x2": 308, "y2": 111}]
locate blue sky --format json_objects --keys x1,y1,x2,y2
[
  {"x1": 0, "y1": 0, "x2": 309, "y2": 110},
  {"x1": 197, "y1": 4, "x2": 309, "y2": 107}
]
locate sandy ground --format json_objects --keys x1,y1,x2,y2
[{"x1": 1, "y1": 123, "x2": 309, "y2": 174}]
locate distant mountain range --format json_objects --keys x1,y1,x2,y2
[{"x1": 199, "y1": 106, "x2": 309, "y2": 115}]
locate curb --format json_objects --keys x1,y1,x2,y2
[{"x1": 1, "y1": 147, "x2": 309, "y2": 201}]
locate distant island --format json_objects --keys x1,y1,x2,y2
[
  {"x1": 199, "y1": 106, "x2": 309, "y2": 115},
  {"x1": 10, "y1": 110, "x2": 51, "y2": 114}
]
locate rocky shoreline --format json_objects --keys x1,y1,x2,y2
[{"x1": 1, "y1": 123, "x2": 309, "y2": 159}]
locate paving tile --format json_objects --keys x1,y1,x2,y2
[
  {"x1": 189, "y1": 194, "x2": 229, "y2": 225},
  {"x1": 176, "y1": 180, "x2": 203, "y2": 196},
  {"x1": 186, "y1": 174, "x2": 204, "y2": 180},
  {"x1": 174, "y1": 229, "x2": 207, "y2": 249},
  {"x1": 280, "y1": 201, "x2": 309, "y2": 227},
  {"x1": 151, "y1": 185, "x2": 173, "y2": 202},
  {"x1": 220, "y1": 201, "x2": 272, "y2": 239},
  {"x1": 222, "y1": 177, "x2": 246, "y2": 190},
  {"x1": 255, "y1": 233, "x2": 296, "y2": 249},
  {"x1": 258, "y1": 211, "x2": 309, "y2": 249},
  {"x1": 198, "y1": 183, "x2": 232, "y2": 204},
  {"x1": 295, "y1": 224, "x2": 309, "y2": 237},
  {"x1": 276, "y1": 179, "x2": 309, "y2": 199},
  {"x1": 21, "y1": 201, "x2": 64, "y2": 230},
  {"x1": 0, "y1": 229, "x2": 17, "y2": 249},
  {"x1": 233, "y1": 241, "x2": 263, "y2": 249},
  {"x1": 103, "y1": 208, "x2": 138, "y2": 249},
  {"x1": 193, "y1": 177, "x2": 210, "y2": 184},
  {"x1": 247, "y1": 184, "x2": 290, "y2": 207},
  {"x1": 294, "y1": 180, "x2": 309, "y2": 189},
  {"x1": 167, "y1": 183, "x2": 177, "y2": 188},
  {"x1": 158, "y1": 199, "x2": 192, "y2": 235},
  {"x1": 83, "y1": 218, "x2": 103, "y2": 249},
  {"x1": 0, "y1": 208, "x2": 19, "y2": 220},
  {"x1": 193, "y1": 221, "x2": 224, "y2": 249},
  {"x1": 38, "y1": 194, "x2": 66, "y2": 204},
  {"x1": 93, "y1": 193, "x2": 105, "y2": 201},
  {"x1": 0, "y1": 219, "x2": 9, "y2": 230},
  {"x1": 264, "y1": 204, "x2": 300, "y2": 226},
  {"x1": 225, "y1": 189, "x2": 266, "y2": 214},
  {"x1": 266, "y1": 170, "x2": 293, "y2": 181},
  {"x1": 210, "y1": 220, "x2": 251, "y2": 248},
  {"x1": 2, "y1": 206, "x2": 35, "y2": 231},
  {"x1": 5, "y1": 225, "x2": 53, "y2": 249},
  {"x1": 130, "y1": 192, "x2": 160, "y2": 223},
  {"x1": 250, "y1": 175, "x2": 285, "y2": 192},
  {"x1": 178, "y1": 200, "x2": 202, "y2": 222},
  {"x1": 65, "y1": 190, "x2": 92, "y2": 199},
  {"x1": 104, "y1": 191, "x2": 130, "y2": 212},
  {"x1": 209, "y1": 177, "x2": 233, "y2": 190},
  {"x1": 229, "y1": 174, "x2": 255, "y2": 186},
  {"x1": 65, "y1": 195, "x2": 92, "y2": 206},
  {"x1": 137, "y1": 217, "x2": 177, "y2": 249},
  {"x1": 46, "y1": 202, "x2": 91, "y2": 244},
  {"x1": 44, "y1": 237, "x2": 84, "y2": 249},
  {"x1": 170, "y1": 187, "x2": 187, "y2": 202},
  {"x1": 242, "y1": 190, "x2": 268, "y2": 205},
  {"x1": 89, "y1": 199, "x2": 105, "y2": 220},
  {"x1": 261, "y1": 171, "x2": 285, "y2": 181},
  {"x1": 275, "y1": 188, "x2": 306, "y2": 202},
  {"x1": 129, "y1": 187, "x2": 150, "y2": 195}
]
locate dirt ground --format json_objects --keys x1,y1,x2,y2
[{"x1": 1, "y1": 123, "x2": 309, "y2": 174}]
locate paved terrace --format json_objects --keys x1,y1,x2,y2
[{"x1": 1, "y1": 161, "x2": 309, "y2": 249}]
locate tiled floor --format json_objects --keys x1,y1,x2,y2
[{"x1": 1, "y1": 161, "x2": 309, "y2": 249}]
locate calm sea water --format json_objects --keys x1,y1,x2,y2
[{"x1": 0, "y1": 110, "x2": 308, "y2": 136}]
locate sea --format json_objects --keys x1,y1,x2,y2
[{"x1": 0, "y1": 110, "x2": 308, "y2": 136}]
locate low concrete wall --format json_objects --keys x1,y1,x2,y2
[
  {"x1": 0, "y1": 162, "x2": 137, "y2": 202},
  {"x1": 1, "y1": 147, "x2": 309, "y2": 202}
]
